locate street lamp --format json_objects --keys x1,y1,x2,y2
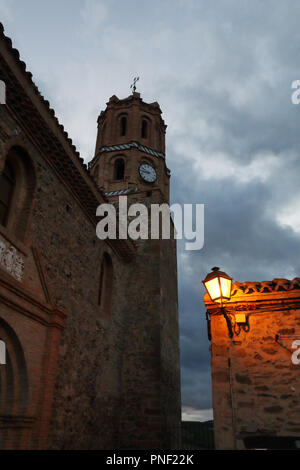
[
  {"x1": 203, "y1": 267, "x2": 234, "y2": 338},
  {"x1": 202, "y1": 267, "x2": 233, "y2": 306}
]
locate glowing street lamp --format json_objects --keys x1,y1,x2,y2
[
  {"x1": 202, "y1": 267, "x2": 233, "y2": 306},
  {"x1": 203, "y1": 267, "x2": 234, "y2": 338}
]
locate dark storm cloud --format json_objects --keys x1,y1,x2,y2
[
  {"x1": 176, "y1": 169, "x2": 300, "y2": 411},
  {"x1": 167, "y1": 1, "x2": 300, "y2": 413}
]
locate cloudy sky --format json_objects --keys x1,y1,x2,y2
[{"x1": 2, "y1": 0, "x2": 300, "y2": 422}]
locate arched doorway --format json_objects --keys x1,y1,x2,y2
[{"x1": 0, "y1": 318, "x2": 29, "y2": 449}]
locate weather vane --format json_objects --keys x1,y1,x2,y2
[{"x1": 130, "y1": 76, "x2": 140, "y2": 93}]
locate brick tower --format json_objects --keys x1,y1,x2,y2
[
  {"x1": 89, "y1": 91, "x2": 181, "y2": 449},
  {"x1": 90, "y1": 91, "x2": 170, "y2": 202}
]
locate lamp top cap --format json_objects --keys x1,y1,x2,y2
[{"x1": 203, "y1": 267, "x2": 233, "y2": 283}]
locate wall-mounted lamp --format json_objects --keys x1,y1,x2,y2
[
  {"x1": 203, "y1": 267, "x2": 250, "y2": 338},
  {"x1": 202, "y1": 267, "x2": 233, "y2": 305},
  {"x1": 203, "y1": 267, "x2": 234, "y2": 338}
]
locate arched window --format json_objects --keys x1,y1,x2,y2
[
  {"x1": 0, "y1": 318, "x2": 28, "y2": 420},
  {"x1": 0, "y1": 146, "x2": 36, "y2": 241},
  {"x1": 0, "y1": 160, "x2": 15, "y2": 227},
  {"x1": 98, "y1": 253, "x2": 113, "y2": 316},
  {"x1": 114, "y1": 158, "x2": 125, "y2": 180},
  {"x1": 120, "y1": 116, "x2": 127, "y2": 136},
  {"x1": 141, "y1": 119, "x2": 148, "y2": 139}
]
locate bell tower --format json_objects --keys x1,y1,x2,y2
[
  {"x1": 89, "y1": 91, "x2": 171, "y2": 203},
  {"x1": 89, "y1": 91, "x2": 181, "y2": 450}
]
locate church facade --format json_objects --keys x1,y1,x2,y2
[{"x1": 0, "y1": 23, "x2": 181, "y2": 450}]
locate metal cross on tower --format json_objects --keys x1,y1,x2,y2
[{"x1": 130, "y1": 76, "x2": 139, "y2": 93}]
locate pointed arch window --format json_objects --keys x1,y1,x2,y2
[
  {"x1": 98, "y1": 253, "x2": 113, "y2": 316},
  {"x1": 114, "y1": 158, "x2": 125, "y2": 180},
  {"x1": 120, "y1": 116, "x2": 127, "y2": 136},
  {"x1": 0, "y1": 146, "x2": 36, "y2": 241},
  {"x1": 0, "y1": 160, "x2": 15, "y2": 227},
  {"x1": 141, "y1": 119, "x2": 148, "y2": 139}
]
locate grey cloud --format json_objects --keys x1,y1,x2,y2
[{"x1": 165, "y1": 1, "x2": 300, "y2": 412}]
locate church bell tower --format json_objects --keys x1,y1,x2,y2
[
  {"x1": 89, "y1": 90, "x2": 181, "y2": 450},
  {"x1": 89, "y1": 91, "x2": 171, "y2": 203}
]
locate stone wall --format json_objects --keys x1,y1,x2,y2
[
  {"x1": 33, "y1": 152, "x2": 129, "y2": 450},
  {"x1": 205, "y1": 278, "x2": 300, "y2": 450}
]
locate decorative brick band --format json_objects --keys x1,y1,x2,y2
[
  {"x1": 89, "y1": 141, "x2": 167, "y2": 170},
  {"x1": 104, "y1": 187, "x2": 139, "y2": 197}
]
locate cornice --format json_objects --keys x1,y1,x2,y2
[{"x1": 106, "y1": 92, "x2": 163, "y2": 114}]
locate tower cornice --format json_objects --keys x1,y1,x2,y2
[{"x1": 97, "y1": 93, "x2": 166, "y2": 126}]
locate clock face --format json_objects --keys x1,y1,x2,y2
[{"x1": 139, "y1": 163, "x2": 157, "y2": 183}]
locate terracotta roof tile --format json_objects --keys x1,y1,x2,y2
[{"x1": 231, "y1": 278, "x2": 300, "y2": 296}]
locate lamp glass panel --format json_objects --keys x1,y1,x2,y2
[
  {"x1": 220, "y1": 277, "x2": 232, "y2": 300},
  {"x1": 204, "y1": 278, "x2": 221, "y2": 301}
]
